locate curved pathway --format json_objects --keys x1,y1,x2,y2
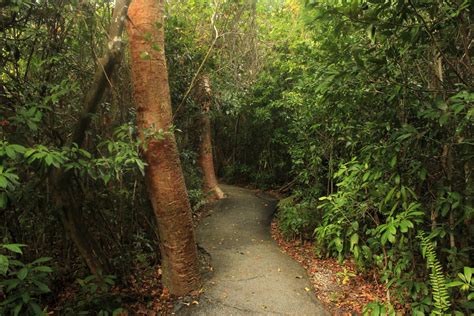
[{"x1": 179, "y1": 185, "x2": 328, "y2": 315}]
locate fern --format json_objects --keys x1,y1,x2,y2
[{"x1": 418, "y1": 232, "x2": 451, "y2": 315}]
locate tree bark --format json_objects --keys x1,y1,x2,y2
[
  {"x1": 127, "y1": 0, "x2": 200, "y2": 296},
  {"x1": 198, "y1": 75, "x2": 225, "y2": 200}
]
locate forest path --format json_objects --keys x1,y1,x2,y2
[{"x1": 178, "y1": 185, "x2": 328, "y2": 315}]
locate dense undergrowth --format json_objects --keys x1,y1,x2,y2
[{"x1": 226, "y1": 0, "x2": 473, "y2": 314}]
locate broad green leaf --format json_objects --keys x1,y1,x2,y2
[{"x1": 3, "y1": 244, "x2": 26, "y2": 254}]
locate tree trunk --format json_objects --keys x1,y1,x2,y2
[
  {"x1": 53, "y1": 184, "x2": 110, "y2": 274},
  {"x1": 127, "y1": 0, "x2": 200, "y2": 296},
  {"x1": 198, "y1": 75, "x2": 225, "y2": 200},
  {"x1": 50, "y1": 0, "x2": 130, "y2": 275}
]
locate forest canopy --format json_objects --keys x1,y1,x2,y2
[{"x1": 0, "y1": 0, "x2": 473, "y2": 314}]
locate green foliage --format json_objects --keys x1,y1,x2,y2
[
  {"x1": 447, "y1": 267, "x2": 474, "y2": 294},
  {"x1": 0, "y1": 244, "x2": 52, "y2": 315},
  {"x1": 235, "y1": 0, "x2": 473, "y2": 312},
  {"x1": 447, "y1": 267, "x2": 474, "y2": 312},
  {"x1": 418, "y1": 232, "x2": 450, "y2": 314},
  {"x1": 277, "y1": 195, "x2": 319, "y2": 240},
  {"x1": 62, "y1": 273, "x2": 124, "y2": 315},
  {"x1": 336, "y1": 267, "x2": 356, "y2": 286},
  {"x1": 1, "y1": 0, "x2": 157, "y2": 310},
  {"x1": 362, "y1": 301, "x2": 396, "y2": 316}
]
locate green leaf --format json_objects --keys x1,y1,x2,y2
[
  {"x1": 390, "y1": 156, "x2": 397, "y2": 168},
  {"x1": 4, "y1": 278, "x2": 20, "y2": 291},
  {"x1": 446, "y1": 281, "x2": 464, "y2": 287},
  {"x1": 0, "y1": 254, "x2": 8, "y2": 275},
  {"x1": 17, "y1": 267, "x2": 28, "y2": 280},
  {"x1": 394, "y1": 175, "x2": 400, "y2": 185},
  {"x1": 5, "y1": 146, "x2": 16, "y2": 159},
  {"x1": 32, "y1": 257, "x2": 52, "y2": 265},
  {"x1": 21, "y1": 292, "x2": 30, "y2": 303},
  {"x1": 399, "y1": 220, "x2": 413, "y2": 233},
  {"x1": 45, "y1": 155, "x2": 53, "y2": 166},
  {"x1": 33, "y1": 280, "x2": 51, "y2": 293},
  {"x1": 13, "y1": 303, "x2": 23, "y2": 316},
  {"x1": 29, "y1": 301, "x2": 43, "y2": 315},
  {"x1": 32, "y1": 266, "x2": 53, "y2": 273},
  {"x1": 464, "y1": 267, "x2": 472, "y2": 283},
  {"x1": 362, "y1": 172, "x2": 370, "y2": 182},
  {"x1": 350, "y1": 233, "x2": 359, "y2": 248},
  {"x1": 452, "y1": 103, "x2": 464, "y2": 114},
  {"x1": 0, "y1": 176, "x2": 8, "y2": 189},
  {"x1": 3, "y1": 244, "x2": 26, "y2": 254}
]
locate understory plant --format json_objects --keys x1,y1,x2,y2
[{"x1": 0, "y1": 244, "x2": 52, "y2": 315}]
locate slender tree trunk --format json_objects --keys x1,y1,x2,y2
[
  {"x1": 127, "y1": 0, "x2": 200, "y2": 295},
  {"x1": 198, "y1": 75, "x2": 225, "y2": 200},
  {"x1": 51, "y1": 0, "x2": 130, "y2": 275}
]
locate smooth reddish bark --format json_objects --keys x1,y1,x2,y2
[
  {"x1": 127, "y1": 0, "x2": 200, "y2": 295},
  {"x1": 198, "y1": 75, "x2": 225, "y2": 200}
]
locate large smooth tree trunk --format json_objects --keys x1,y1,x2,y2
[
  {"x1": 198, "y1": 75, "x2": 225, "y2": 200},
  {"x1": 127, "y1": 0, "x2": 200, "y2": 295}
]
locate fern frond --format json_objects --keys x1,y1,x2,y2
[{"x1": 418, "y1": 231, "x2": 451, "y2": 315}]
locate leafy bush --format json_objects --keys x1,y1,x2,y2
[
  {"x1": 277, "y1": 195, "x2": 319, "y2": 240},
  {"x1": 447, "y1": 267, "x2": 474, "y2": 312},
  {"x1": 62, "y1": 274, "x2": 124, "y2": 315},
  {"x1": 0, "y1": 244, "x2": 52, "y2": 315}
]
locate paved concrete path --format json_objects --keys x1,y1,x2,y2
[{"x1": 179, "y1": 185, "x2": 329, "y2": 315}]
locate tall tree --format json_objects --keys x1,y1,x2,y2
[
  {"x1": 197, "y1": 74, "x2": 225, "y2": 200},
  {"x1": 126, "y1": 0, "x2": 200, "y2": 295}
]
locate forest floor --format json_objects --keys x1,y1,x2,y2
[
  {"x1": 177, "y1": 184, "x2": 329, "y2": 315},
  {"x1": 270, "y1": 221, "x2": 389, "y2": 315}
]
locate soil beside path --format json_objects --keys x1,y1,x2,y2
[{"x1": 178, "y1": 185, "x2": 329, "y2": 315}]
